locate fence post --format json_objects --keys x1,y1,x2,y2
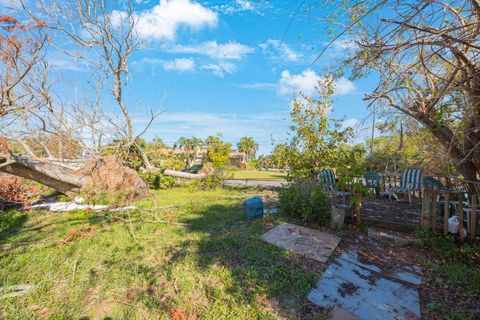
[
  {"x1": 432, "y1": 191, "x2": 438, "y2": 232},
  {"x1": 471, "y1": 195, "x2": 478, "y2": 240},
  {"x1": 422, "y1": 190, "x2": 430, "y2": 228},
  {"x1": 458, "y1": 193, "x2": 464, "y2": 240},
  {"x1": 444, "y1": 192, "x2": 450, "y2": 236}
]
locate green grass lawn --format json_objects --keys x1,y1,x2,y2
[
  {"x1": 0, "y1": 188, "x2": 324, "y2": 319},
  {"x1": 226, "y1": 170, "x2": 287, "y2": 181}
]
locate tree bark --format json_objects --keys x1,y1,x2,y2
[
  {"x1": 0, "y1": 153, "x2": 82, "y2": 194},
  {"x1": 163, "y1": 169, "x2": 206, "y2": 179},
  {"x1": 0, "y1": 153, "x2": 150, "y2": 196}
]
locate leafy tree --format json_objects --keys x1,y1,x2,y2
[
  {"x1": 206, "y1": 138, "x2": 232, "y2": 169},
  {"x1": 322, "y1": 0, "x2": 480, "y2": 183},
  {"x1": 271, "y1": 143, "x2": 291, "y2": 171},
  {"x1": 237, "y1": 136, "x2": 259, "y2": 161},
  {"x1": 367, "y1": 120, "x2": 454, "y2": 175},
  {"x1": 255, "y1": 154, "x2": 273, "y2": 170},
  {"x1": 175, "y1": 137, "x2": 203, "y2": 167},
  {"x1": 284, "y1": 77, "x2": 354, "y2": 179}
]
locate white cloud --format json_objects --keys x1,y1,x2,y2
[
  {"x1": 278, "y1": 69, "x2": 319, "y2": 96},
  {"x1": 162, "y1": 58, "x2": 195, "y2": 72},
  {"x1": 51, "y1": 59, "x2": 87, "y2": 72},
  {"x1": 168, "y1": 41, "x2": 253, "y2": 77},
  {"x1": 200, "y1": 61, "x2": 236, "y2": 77},
  {"x1": 342, "y1": 118, "x2": 360, "y2": 130},
  {"x1": 140, "y1": 57, "x2": 195, "y2": 72},
  {"x1": 278, "y1": 69, "x2": 357, "y2": 97},
  {"x1": 112, "y1": 0, "x2": 217, "y2": 41},
  {"x1": 213, "y1": 0, "x2": 264, "y2": 15},
  {"x1": 334, "y1": 77, "x2": 357, "y2": 95},
  {"x1": 332, "y1": 39, "x2": 357, "y2": 50},
  {"x1": 171, "y1": 41, "x2": 254, "y2": 60},
  {"x1": 237, "y1": 0, "x2": 254, "y2": 10},
  {"x1": 0, "y1": 0, "x2": 21, "y2": 9},
  {"x1": 260, "y1": 39, "x2": 301, "y2": 62}
]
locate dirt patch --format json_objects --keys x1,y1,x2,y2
[
  {"x1": 361, "y1": 196, "x2": 422, "y2": 228},
  {"x1": 169, "y1": 308, "x2": 196, "y2": 320},
  {"x1": 337, "y1": 282, "x2": 360, "y2": 298}
]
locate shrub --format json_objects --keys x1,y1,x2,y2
[
  {"x1": 139, "y1": 172, "x2": 176, "y2": 190},
  {"x1": 279, "y1": 180, "x2": 329, "y2": 224},
  {"x1": 187, "y1": 174, "x2": 223, "y2": 191},
  {"x1": 0, "y1": 173, "x2": 43, "y2": 204}
]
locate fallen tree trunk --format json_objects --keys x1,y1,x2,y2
[
  {"x1": 0, "y1": 153, "x2": 83, "y2": 194},
  {"x1": 162, "y1": 169, "x2": 206, "y2": 179},
  {"x1": 0, "y1": 153, "x2": 149, "y2": 197}
]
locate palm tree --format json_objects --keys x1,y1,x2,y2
[
  {"x1": 175, "y1": 137, "x2": 203, "y2": 167},
  {"x1": 237, "y1": 136, "x2": 258, "y2": 161}
]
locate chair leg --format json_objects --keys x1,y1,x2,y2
[{"x1": 408, "y1": 191, "x2": 412, "y2": 205}]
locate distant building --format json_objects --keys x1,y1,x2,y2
[{"x1": 228, "y1": 152, "x2": 247, "y2": 168}]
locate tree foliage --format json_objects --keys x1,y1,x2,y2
[
  {"x1": 206, "y1": 138, "x2": 232, "y2": 169},
  {"x1": 175, "y1": 137, "x2": 203, "y2": 167},
  {"x1": 237, "y1": 136, "x2": 258, "y2": 161},
  {"x1": 0, "y1": 14, "x2": 50, "y2": 117},
  {"x1": 367, "y1": 120, "x2": 454, "y2": 175},
  {"x1": 274, "y1": 76, "x2": 362, "y2": 179},
  {"x1": 325, "y1": 0, "x2": 480, "y2": 181}
]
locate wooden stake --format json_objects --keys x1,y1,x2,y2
[
  {"x1": 444, "y1": 192, "x2": 450, "y2": 236},
  {"x1": 432, "y1": 191, "x2": 438, "y2": 232},
  {"x1": 421, "y1": 190, "x2": 429, "y2": 228},
  {"x1": 458, "y1": 193, "x2": 464, "y2": 240},
  {"x1": 471, "y1": 195, "x2": 478, "y2": 240}
]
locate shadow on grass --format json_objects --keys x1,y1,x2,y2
[
  {"x1": 170, "y1": 202, "x2": 326, "y2": 319},
  {"x1": 0, "y1": 211, "x2": 116, "y2": 245},
  {"x1": 0, "y1": 209, "x2": 29, "y2": 238}
]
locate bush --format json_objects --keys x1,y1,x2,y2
[
  {"x1": 187, "y1": 174, "x2": 223, "y2": 191},
  {"x1": 279, "y1": 180, "x2": 329, "y2": 224},
  {"x1": 139, "y1": 172, "x2": 176, "y2": 190},
  {"x1": 0, "y1": 173, "x2": 43, "y2": 204}
]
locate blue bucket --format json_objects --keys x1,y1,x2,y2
[{"x1": 244, "y1": 197, "x2": 264, "y2": 219}]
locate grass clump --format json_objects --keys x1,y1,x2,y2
[
  {"x1": 416, "y1": 229, "x2": 480, "y2": 319},
  {"x1": 139, "y1": 171, "x2": 176, "y2": 190}
]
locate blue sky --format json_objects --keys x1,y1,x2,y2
[{"x1": 6, "y1": 0, "x2": 379, "y2": 155}]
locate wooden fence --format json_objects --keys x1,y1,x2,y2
[
  {"x1": 371, "y1": 173, "x2": 479, "y2": 240},
  {"x1": 421, "y1": 186, "x2": 479, "y2": 241}
]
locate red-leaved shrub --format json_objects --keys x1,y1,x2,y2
[{"x1": 0, "y1": 173, "x2": 40, "y2": 204}]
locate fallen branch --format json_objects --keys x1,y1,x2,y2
[{"x1": 163, "y1": 169, "x2": 206, "y2": 179}]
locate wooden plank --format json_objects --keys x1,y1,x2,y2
[
  {"x1": 471, "y1": 195, "x2": 478, "y2": 240},
  {"x1": 422, "y1": 190, "x2": 430, "y2": 228},
  {"x1": 432, "y1": 191, "x2": 438, "y2": 232},
  {"x1": 458, "y1": 193, "x2": 464, "y2": 240},
  {"x1": 444, "y1": 192, "x2": 450, "y2": 236}
]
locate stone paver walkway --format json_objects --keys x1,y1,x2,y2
[{"x1": 308, "y1": 249, "x2": 422, "y2": 320}]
